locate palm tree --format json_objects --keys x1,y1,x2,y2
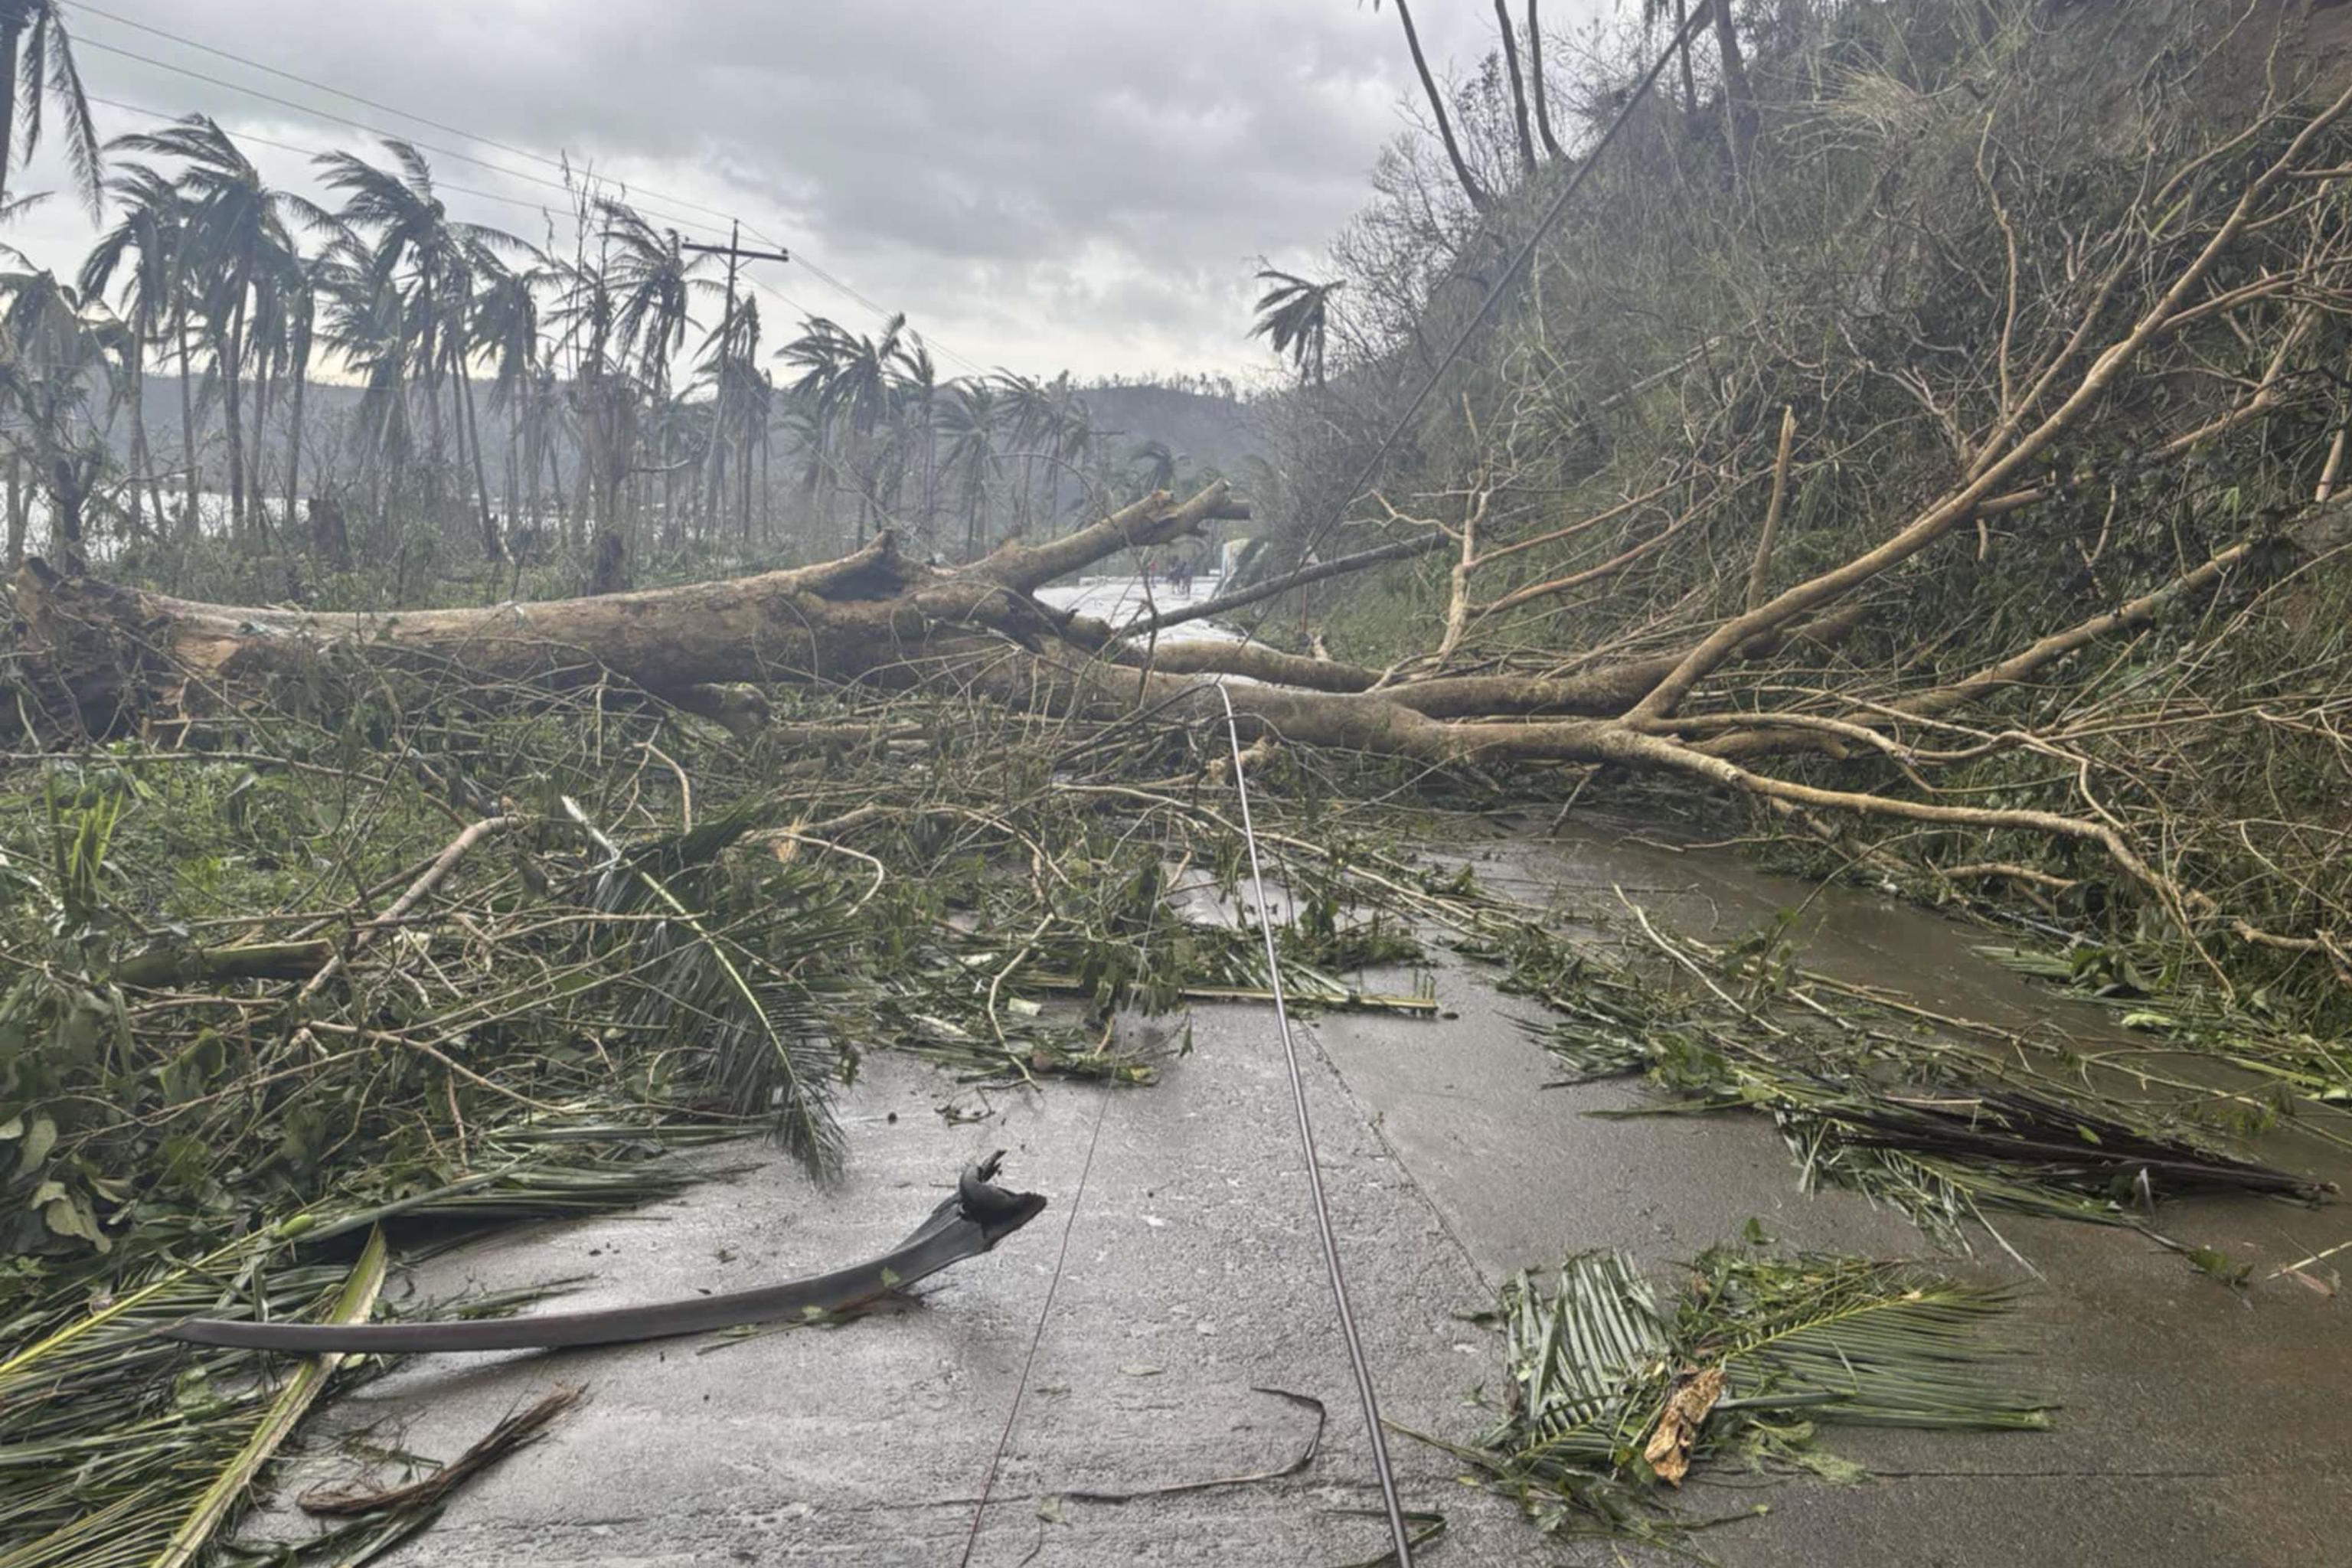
[
  {"x1": 473, "y1": 250, "x2": 543, "y2": 545},
  {"x1": 87, "y1": 162, "x2": 201, "y2": 534},
  {"x1": 1250, "y1": 270, "x2": 1344, "y2": 386},
  {"x1": 0, "y1": 266, "x2": 129, "y2": 570},
  {"x1": 780, "y1": 312, "x2": 916, "y2": 546},
  {"x1": 545, "y1": 240, "x2": 640, "y2": 590},
  {"x1": 317, "y1": 140, "x2": 524, "y2": 560},
  {"x1": 1128, "y1": 438, "x2": 1180, "y2": 497},
  {"x1": 993, "y1": 370, "x2": 1060, "y2": 535},
  {"x1": 1375, "y1": 0, "x2": 1490, "y2": 213},
  {"x1": 315, "y1": 230, "x2": 413, "y2": 508},
  {"x1": 693, "y1": 288, "x2": 766, "y2": 538},
  {"x1": 603, "y1": 202, "x2": 711, "y2": 393},
  {"x1": 896, "y1": 339, "x2": 939, "y2": 545},
  {"x1": 277, "y1": 251, "x2": 318, "y2": 537},
  {"x1": 0, "y1": 1, "x2": 100, "y2": 217},
  {"x1": 113, "y1": 116, "x2": 301, "y2": 539},
  {"x1": 936, "y1": 377, "x2": 1002, "y2": 559},
  {"x1": 79, "y1": 165, "x2": 182, "y2": 537}
]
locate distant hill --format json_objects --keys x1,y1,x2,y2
[
  {"x1": 1077, "y1": 382, "x2": 1265, "y2": 479},
  {"x1": 95, "y1": 374, "x2": 1264, "y2": 494}
]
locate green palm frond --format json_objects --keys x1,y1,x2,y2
[
  {"x1": 571, "y1": 797, "x2": 851, "y2": 1181},
  {"x1": 1249, "y1": 268, "x2": 1344, "y2": 384},
  {"x1": 1452, "y1": 1245, "x2": 2049, "y2": 1542}
]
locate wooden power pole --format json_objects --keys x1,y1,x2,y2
[{"x1": 681, "y1": 223, "x2": 789, "y2": 533}]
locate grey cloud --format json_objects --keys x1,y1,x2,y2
[{"x1": 8, "y1": 0, "x2": 1534, "y2": 377}]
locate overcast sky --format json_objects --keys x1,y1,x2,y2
[{"x1": 0, "y1": 1, "x2": 1579, "y2": 384}]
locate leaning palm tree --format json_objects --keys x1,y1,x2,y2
[
  {"x1": 936, "y1": 377, "x2": 1003, "y2": 559},
  {"x1": 1128, "y1": 438, "x2": 1180, "y2": 497},
  {"x1": 317, "y1": 140, "x2": 524, "y2": 559},
  {"x1": 0, "y1": 266, "x2": 129, "y2": 570},
  {"x1": 113, "y1": 116, "x2": 302, "y2": 539},
  {"x1": 0, "y1": 0, "x2": 100, "y2": 217},
  {"x1": 79, "y1": 165, "x2": 181, "y2": 536},
  {"x1": 779, "y1": 312, "x2": 916, "y2": 546},
  {"x1": 1250, "y1": 270, "x2": 1344, "y2": 387}
]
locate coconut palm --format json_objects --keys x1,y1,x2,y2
[
  {"x1": 992, "y1": 370, "x2": 1061, "y2": 534},
  {"x1": 85, "y1": 160, "x2": 201, "y2": 533},
  {"x1": 602, "y1": 201, "x2": 712, "y2": 391},
  {"x1": 936, "y1": 377, "x2": 1002, "y2": 559},
  {"x1": 113, "y1": 116, "x2": 302, "y2": 538},
  {"x1": 315, "y1": 230, "x2": 413, "y2": 485},
  {"x1": 1250, "y1": 270, "x2": 1344, "y2": 386},
  {"x1": 1128, "y1": 438, "x2": 1180, "y2": 496},
  {"x1": 693, "y1": 291, "x2": 769, "y2": 540},
  {"x1": 780, "y1": 312, "x2": 916, "y2": 545},
  {"x1": 317, "y1": 140, "x2": 524, "y2": 558},
  {"x1": 0, "y1": 0, "x2": 100, "y2": 217},
  {"x1": 0, "y1": 266, "x2": 129, "y2": 570},
  {"x1": 473, "y1": 250, "x2": 544, "y2": 541},
  {"x1": 896, "y1": 338, "x2": 939, "y2": 544},
  {"x1": 78, "y1": 164, "x2": 183, "y2": 536},
  {"x1": 544, "y1": 242, "x2": 641, "y2": 589}
]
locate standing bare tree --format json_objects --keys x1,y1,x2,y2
[
  {"x1": 1493, "y1": 1, "x2": 1537, "y2": 176},
  {"x1": 1524, "y1": 2, "x2": 1565, "y2": 162},
  {"x1": 1377, "y1": 0, "x2": 1491, "y2": 212}
]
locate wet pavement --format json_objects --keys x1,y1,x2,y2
[{"x1": 276, "y1": 819, "x2": 2350, "y2": 1566}]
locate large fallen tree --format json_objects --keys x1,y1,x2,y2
[{"x1": 13, "y1": 24, "x2": 2352, "y2": 992}]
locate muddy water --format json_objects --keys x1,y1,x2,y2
[{"x1": 1305, "y1": 809, "x2": 2352, "y2": 1566}]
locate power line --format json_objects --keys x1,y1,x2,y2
[
  {"x1": 1209, "y1": 677, "x2": 1414, "y2": 1564},
  {"x1": 75, "y1": 33, "x2": 743, "y2": 243},
  {"x1": 70, "y1": 3, "x2": 988, "y2": 371},
  {"x1": 72, "y1": 2, "x2": 577, "y2": 180},
  {"x1": 1189, "y1": 0, "x2": 1726, "y2": 652},
  {"x1": 87, "y1": 91, "x2": 573, "y2": 229},
  {"x1": 92, "y1": 92, "x2": 835, "y2": 390}
]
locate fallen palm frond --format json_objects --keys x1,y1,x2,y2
[
  {"x1": 298, "y1": 1385, "x2": 583, "y2": 1519},
  {"x1": 1520, "y1": 897, "x2": 2328, "y2": 1248},
  {"x1": 1429, "y1": 1246, "x2": 2048, "y2": 1545},
  {"x1": 152, "y1": 1230, "x2": 390, "y2": 1568}
]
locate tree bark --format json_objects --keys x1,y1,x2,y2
[
  {"x1": 0, "y1": 24, "x2": 21, "y2": 214},
  {"x1": 1710, "y1": 0, "x2": 1758, "y2": 172},
  {"x1": 1390, "y1": 0, "x2": 1492, "y2": 212},
  {"x1": 1525, "y1": 2, "x2": 1566, "y2": 161},
  {"x1": 1494, "y1": 0, "x2": 1538, "y2": 176},
  {"x1": 176, "y1": 308, "x2": 200, "y2": 538}
]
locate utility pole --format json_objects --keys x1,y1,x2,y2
[{"x1": 681, "y1": 224, "x2": 789, "y2": 534}]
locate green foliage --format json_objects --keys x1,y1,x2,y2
[{"x1": 1435, "y1": 1245, "x2": 2047, "y2": 1544}]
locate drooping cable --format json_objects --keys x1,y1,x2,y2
[
  {"x1": 1207, "y1": 678, "x2": 1414, "y2": 1564},
  {"x1": 956, "y1": 1083, "x2": 1111, "y2": 1566}
]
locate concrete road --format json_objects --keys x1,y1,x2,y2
[{"x1": 276, "y1": 829, "x2": 2350, "y2": 1566}]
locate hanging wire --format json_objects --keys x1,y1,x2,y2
[{"x1": 1208, "y1": 678, "x2": 1416, "y2": 1564}]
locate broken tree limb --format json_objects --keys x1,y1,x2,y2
[
  {"x1": 1122, "y1": 529, "x2": 1450, "y2": 636},
  {"x1": 162, "y1": 1155, "x2": 1046, "y2": 1354},
  {"x1": 1745, "y1": 407, "x2": 1796, "y2": 612}
]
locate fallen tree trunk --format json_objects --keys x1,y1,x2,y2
[
  {"x1": 0, "y1": 465, "x2": 2310, "y2": 980},
  {"x1": 13, "y1": 485, "x2": 1239, "y2": 733}
]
